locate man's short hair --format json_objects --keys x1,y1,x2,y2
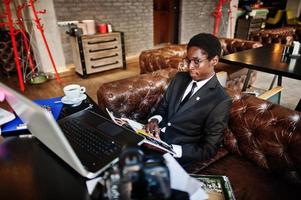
[{"x1": 187, "y1": 33, "x2": 221, "y2": 60}]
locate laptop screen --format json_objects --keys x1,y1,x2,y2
[{"x1": 0, "y1": 83, "x2": 92, "y2": 177}]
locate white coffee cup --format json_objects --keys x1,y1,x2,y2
[{"x1": 63, "y1": 84, "x2": 86, "y2": 100}]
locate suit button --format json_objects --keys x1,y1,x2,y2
[{"x1": 167, "y1": 122, "x2": 171, "y2": 126}]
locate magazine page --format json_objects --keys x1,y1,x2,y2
[
  {"x1": 163, "y1": 154, "x2": 208, "y2": 200},
  {"x1": 190, "y1": 174, "x2": 236, "y2": 200},
  {"x1": 106, "y1": 108, "x2": 175, "y2": 155}
]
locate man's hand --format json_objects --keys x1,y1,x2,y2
[
  {"x1": 145, "y1": 118, "x2": 161, "y2": 139},
  {"x1": 0, "y1": 91, "x2": 5, "y2": 102}
]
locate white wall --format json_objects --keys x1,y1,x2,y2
[
  {"x1": 226, "y1": 0, "x2": 238, "y2": 38},
  {"x1": 286, "y1": 0, "x2": 301, "y2": 17},
  {"x1": 28, "y1": 0, "x2": 66, "y2": 73}
]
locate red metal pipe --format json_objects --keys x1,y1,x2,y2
[
  {"x1": 212, "y1": 0, "x2": 229, "y2": 36},
  {"x1": 212, "y1": 0, "x2": 223, "y2": 36},
  {"x1": 3, "y1": 0, "x2": 25, "y2": 91},
  {"x1": 16, "y1": 4, "x2": 35, "y2": 71}
]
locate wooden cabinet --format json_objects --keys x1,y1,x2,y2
[
  {"x1": 235, "y1": 18, "x2": 263, "y2": 40},
  {"x1": 70, "y1": 32, "x2": 126, "y2": 77}
]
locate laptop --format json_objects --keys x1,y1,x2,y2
[{"x1": 0, "y1": 83, "x2": 143, "y2": 179}]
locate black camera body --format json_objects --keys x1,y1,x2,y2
[
  {"x1": 93, "y1": 147, "x2": 171, "y2": 200},
  {"x1": 119, "y1": 147, "x2": 171, "y2": 200},
  {"x1": 66, "y1": 23, "x2": 83, "y2": 37}
]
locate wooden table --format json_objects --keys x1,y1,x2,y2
[{"x1": 220, "y1": 43, "x2": 301, "y2": 105}]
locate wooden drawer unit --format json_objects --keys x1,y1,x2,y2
[
  {"x1": 235, "y1": 18, "x2": 263, "y2": 40},
  {"x1": 71, "y1": 32, "x2": 126, "y2": 77}
]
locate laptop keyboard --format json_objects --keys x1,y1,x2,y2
[{"x1": 60, "y1": 118, "x2": 122, "y2": 160}]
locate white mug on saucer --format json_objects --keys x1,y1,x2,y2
[{"x1": 63, "y1": 84, "x2": 86, "y2": 100}]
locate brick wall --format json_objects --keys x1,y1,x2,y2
[
  {"x1": 180, "y1": 0, "x2": 229, "y2": 43},
  {"x1": 53, "y1": 0, "x2": 153, "y2": 64},
  {"x1": 53, "y1": 0, "x2": 229, "y2": 65}
]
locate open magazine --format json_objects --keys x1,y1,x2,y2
[
  {"x1": 190, "y1": 174, "x2": 236, "y2": 200},
  {"x1": 106, "y1": 108, "x2": 176, "y2": 155}
]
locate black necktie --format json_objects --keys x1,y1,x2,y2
[{"x1": 179, "y1": 82, "x2": 197, "y2": 108}]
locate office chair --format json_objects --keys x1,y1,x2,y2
[{"x1": 266, "y1": 10, "x2": 283, "y2": 26}]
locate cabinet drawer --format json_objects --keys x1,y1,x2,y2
[
  {"x1": 82, "y1": 34, "x2": 120, "y2": 45},
  {"x1": 85, "y1": 53, "x2": 123, "y2": 73},
  {"x1": 85, "y1": 49, "x2": 120, "y2": 60},
  {"x1": 250, "y1": 23, "x2": 262, "y2": 28},
  {"x1": 86, "y1": 57, "x2": 123, "y2": 74},
  {"x1": 83, "y1": 42, "x2": 121, "y2": 55}
]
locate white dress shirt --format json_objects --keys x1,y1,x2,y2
[{"x1": 149, "y1": 74, "x2": 214, "y2": 158}]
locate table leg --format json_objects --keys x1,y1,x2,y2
[
  {"x1": 269, "y1": 75, "x2": 277, "y2": 90},
  {"x1": 276, "y1": 75, "x2": 282, "y2": 104},
  {"x1": 242, "y1": 69, "x2": 253, "y2": 91},
  {"x1": 295, "y1": 99, "x2": 301, "y2": 112}
]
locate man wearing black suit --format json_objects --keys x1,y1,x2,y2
[{"x1": 145, "y1": 33, "x2": 232, "y2": 164}]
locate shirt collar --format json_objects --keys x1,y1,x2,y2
[{"x1": 192, "y1": 73, "x2": 215, "y2": 88}]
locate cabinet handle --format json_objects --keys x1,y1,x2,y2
[
  {"x1": 90, "y1": 53, "x2": 118, "y2": 61},
  {"x1": 87, "y1": 38, "x2": 117, "y2": 45},
  {"x1": 89, "y1": 46, "x2": 118, "y2": 53},
  {"x1": 91, "y1": 61, "x2": 119, "y2": 68}
]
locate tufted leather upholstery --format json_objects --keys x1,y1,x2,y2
[
  {"x1": 249, "y1": 27, "x2": 299, "y2": 45},
  {"x1": 97, "y1": 68, "x2": 177, "y2": 123},
  {"x1": 224, "y1": 94, "x2": 301, "y2": 183},
  {"x1": 139, "y1": 38, "x2": 262, "y2": 91},
  {"x1": 97, "y1": 71, "x2": 301, "y2": 199}
]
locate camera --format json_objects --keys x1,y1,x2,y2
[
  {"x1": 66, "y1": 23, "x2": 83, "y2": 37},
  {"x1": 92, "y1": 147, "x2": 171, "y2": 200}
]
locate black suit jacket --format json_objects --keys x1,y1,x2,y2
[{"x1": 154, "y1": 72, "x2": 232, "y2": 163}]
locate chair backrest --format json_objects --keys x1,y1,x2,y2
[
  {"x1": 216, "y1": 71, "x2": 227, "y2": 87},
  {"x1": 274, "y1": 9, "x2": 283, "y2": 20},
  {"x1": 286, "y1": 9, "x2": 296, "y2": 25},
  {"x1": 267, "y1": 10, "x2": 283, "y2": 24}
]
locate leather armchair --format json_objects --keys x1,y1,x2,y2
[
  {"x1": 97, "y1": 71, "x2": 301, "y2": 199},
  {"x1": 139, "y1": 38, "x2": 262, "y2": 91}
]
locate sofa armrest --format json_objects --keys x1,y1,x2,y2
[{"x1": 224, "y1": 93, "x2": 301, "y2": 185}]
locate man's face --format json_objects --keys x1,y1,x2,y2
[{"x1": 186, "y1": 46, "x2": 218, "y2": 81}]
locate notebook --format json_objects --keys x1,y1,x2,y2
[{"x1": 0, "y1": 83, "x2": 143, "y2": 179}]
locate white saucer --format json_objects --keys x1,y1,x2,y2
[{"x1": 61, "y1": 94, "x2": 87, "y2": 105}]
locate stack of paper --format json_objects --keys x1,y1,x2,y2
[{"x1": 163, "y1": 153, "x2": 208, "y2": 200}]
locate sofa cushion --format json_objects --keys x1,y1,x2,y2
[{"x1": 200, "y1": 154, "x2": 301, "y2": 200}]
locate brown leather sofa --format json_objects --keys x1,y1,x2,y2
[
  {"x1": 139, "y1": 38, "x2": 263, "y2": 91},
  {"x1": 97, "y1": 69, "x2": 301, "y2": 199},
  {"x1": 249, "y1": 26, "x2": 300, "y2": 45}
]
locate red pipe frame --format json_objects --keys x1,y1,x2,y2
[
  {"x1": 2, "y1": 0, "x2": 25, "y2": 91},
  {"x1": 1, "y1": 0, "x2": 62, "y2": 91},
  {"x1": 16, "y1": 3, "x2": 35, "y2": 72}
]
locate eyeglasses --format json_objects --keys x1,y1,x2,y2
[{"x1": 183, "y1": 57, "x2": 208, "y2": 68}]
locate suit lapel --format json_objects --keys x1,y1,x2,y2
[
  {"x1": 174, "y1": 75, "x2": 192, "y2": 114},
  {"x1": 176, "y1": 75, "x2": 219, "y2": 114}
]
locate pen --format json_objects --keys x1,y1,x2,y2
[
  {"x1": 19, "y1": 134, "x2": 34, "y2": 138},
  {"x1": 83, "y1": 104, "x2": 93, "y2": 110}
]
